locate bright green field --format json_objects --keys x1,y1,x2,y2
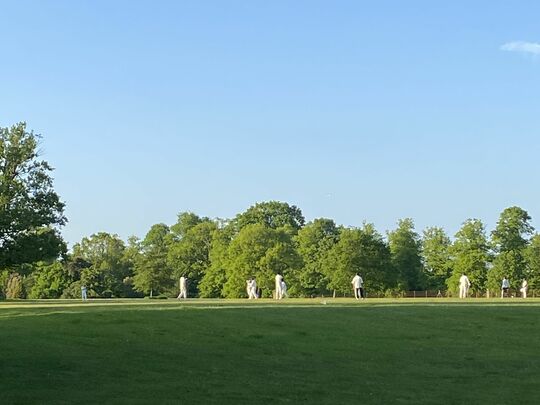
[{"x1": 1, "y1": 299, "x2": 539, "y2": 404}]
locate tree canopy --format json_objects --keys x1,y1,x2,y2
[{"x1": 0, "y1": 122, "x2": 66, "y2": 268}]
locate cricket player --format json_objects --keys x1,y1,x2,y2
[
  {"x1": 520, "y1": 279, "x2": 528, "y2": 299},
  {"x1": 275, "y1": 273, "x2": 283, "y2": 299},
  {"x1": 247, "y1": 278, "x2": 258, "y2": 299},
  {"x1": 81, "y1": 285, "x2": 88, "y2": 301},
  {"x1": 351, "y1": 273, "x2": 364, "y2": 300},
  {"x1": 458, "y1": 274, "x2": 471, "y2": 298},
  {"x1": 501, "y1": 277, "x2": 510, "y2": 298},
  {"x1": 177, "y1": 276, "x2": 188, "y2": 299},
  {"x1": 281, "y1": 279, "x2": 288, "y2": 298}
]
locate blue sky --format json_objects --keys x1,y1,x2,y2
[{"x1": 1, "y1": 0, "x2": 539, "y2": 246}]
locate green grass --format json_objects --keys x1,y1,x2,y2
[{"x1": 1, "y1": 299, "x2": 539, "y2": 404}]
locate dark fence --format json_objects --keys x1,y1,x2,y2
[{"x1": 362, "y1": 289, "x2": 539, "y2": 299}]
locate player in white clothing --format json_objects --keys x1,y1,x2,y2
[
  {"x1": 177, "y1": 276, "x2": 188, "y2": 299},
  {"x1": 458, "y1": 274, "x2": 471, "y2": 298},
  {"x1": 275, "y1": 273, "x2": 283, "y2": 300},
  {"x1": 351, "y1": 273, "x2": 364, "y2": 300},
  {"x1": 246, "y1": 277, "x2": 258, "y2": 299},
  {"x1": 281, "y1": 279, "x2": 288, "y2": 298},
  {"x1": 520, "y1": 279, "x2": 528, "y2": 299}
]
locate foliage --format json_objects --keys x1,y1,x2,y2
[
  {"x1": 168, "y1": 220, "x2": 217, "y2": 296},
  {"x1": 6, "y1": 272, "x2": 25, "y2": 298},
  {"x1": 133, "y1": 224, "x2": 172, "y2": 296},
  {"x1": 524, "y1": 234, "x2": 540, "y2": 289},
  {"x1": 388, "y1": 219, "x2": 425, "y2": 291},
  {"x1": 221, "y1": 224, "x2": 301, "y2": 298},
  {"x1": 72, "y1": 232, "x2": 133, "y2": 297},
  {"x1": 198, "y1": 226, "x2": 233, "y2": 298},
  {"x1": 422, "y1": 227, "x2": 452, "y2": 290},
  {"x1": 0, "y1": 122, "x2": 66, "y2": 268},
  {"x1": 233, "y1": 201, "x2": 305, "y2": 233},
  {"x1": 446, "y1": 219, "x2": 490, "y2": 295},
  {"x1": 322, "y1": 224, "x2": 395, "y2": 295},
  {"x1": 487, "y1": 207, "x2": 533, "y2": 292},
  {"x1": 293, "y1": 218, "x2": 340, "y2": 297},
  {"x1": 28, "y1": 261, "x2": 72, "y2": 299}
]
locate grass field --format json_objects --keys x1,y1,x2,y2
[{"x1": 1, "y1": 298, "x2": 539, "y2": 404}]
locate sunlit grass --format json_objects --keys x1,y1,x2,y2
[{"x1": 1, "y1": 299, "x2": 538, "y2": 404}]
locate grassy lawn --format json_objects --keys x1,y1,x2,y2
[{"x1": 1, "y1": 299, "x2": 539, "y2": 404}]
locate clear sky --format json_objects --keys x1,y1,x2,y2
[{"x1": 2, "y1": 0, "x2": 539, "y2": 247}]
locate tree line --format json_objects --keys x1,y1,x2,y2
[{"x1": 1, "y1": 123, "x2": 540, "y2": 299}]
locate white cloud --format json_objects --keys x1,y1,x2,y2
[{"x1": 500, "y1": 41, "x2": 540, "y2": 55}]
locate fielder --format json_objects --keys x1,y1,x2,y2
[
  {"x1": 351, "y1": 273, "x2": 364, "y2": 300},
  {"x1": 246, "y1": 277, "x2": 258, "y2": 299},
  {"x1": 275, "y1": 273, "x2": 283, "y2": 299},
  {"x1": 520, "y1": 279, "x2": 528, "y2": 299},
  {"x1": 458, "y1": 274, "x2": 471, "y2": 298},
  {"x1": 177, "y1": 276, "x2": 188, "y2": 299}
]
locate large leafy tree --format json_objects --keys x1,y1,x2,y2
[
  {"x1": 487, "y1": 207, "x2": 534, "y2": 292},
  {"x1": 233, "y1": 201, "x2": 305, "y2": 233},
  {"x1": 294, "y1": 218, "x2": 340, "y2": 297},
  {"x1": 133, "y1": 224, "x2": 173, "y2": 297},
  {"x1": 525, "y1": 234, "x2": 540, "y2": 291},
  {"x1": 198, "y1": 225, "x2": 234, "y2": 298},
  {"x1": 27, "y1": 261, "x2": 73, "y2": 299},
  {"x1": 322, "y1": 225, "x2": 395, "y2": 296},
  {"x1": 221, "y1": 224, "x2": 301, "y2": 298},
  {"x1": 168, "y1": 220, "x2": 217, "y2": 296},
  {"x1": 388, "y1": 219, "x2": 424, "y2": 291},
  {"x1": 422, "y1": 227, "x2": 452, "y2": 291},
  {"x1": 72, "y1": 232, "x2": 133, "y2": 297},
  {"x1": 170, "y1": 212, "x2": 206, "y2": 240},
  {"x1": 446, "y1": 219, "x2": 489, "y2": 295},
  {"x1": 0, "y1": 122, "x2": 66, "y2": 268}
]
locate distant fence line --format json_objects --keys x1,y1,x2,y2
[{"x1": 361, "y1": 289, "x2": 538, "y2": 299}]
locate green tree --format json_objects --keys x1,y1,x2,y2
[
  {"x1": 5, "y1": 272, "x2": 24, "y2": 298},
  {"x1": 525, "y1": 234, "x2": 540, "y2": 291},
  {"x1": 322, "y1": 225, "x2": 395, "y2": 296},
  {"x1": 0, "y1": 122, "x2": 67, "y2": 268},
  {"x1": 133, "y1": 224, "x2": 172, "y2": 297},
  {"x1": 170, "y1": 212, "x2": 206, "y2": 240},
  {"x1": 72, "y1": 232, "x2": 133, "y2": 297},
  {"x1": 28, "y1": 261, "x2": 72, "y2": 299},
  {"x1": 233, "y1": 201, "x2": 305, "y2": 233},
  {"x1": 221, "y1": 224, "x2": 301, "y2": 298},
  {"x1": 294, "y1": 218, "x2": 340, "y2": 297},
  {"x1": 446, "y1": 219, "x2": 489, "y2": 295},
  {"x1": 422, "y1": 227, "x2": 452, "y2": 291},
  {"x1": 388, "y1": 219, "x2": 424, "y2": 291},
  {"x1": 198, "y1": 225, "x2": 234, "y2": 298},
  {"x1": 487, "y1": 207, "x2": 534, "y2": 292},
  {"x1": 168, "y1": 220, "x2": 217, "y2": 296}
]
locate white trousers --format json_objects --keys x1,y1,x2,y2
[{"x1": 459, "y1": 286, "x2": 468, "y2": 298}]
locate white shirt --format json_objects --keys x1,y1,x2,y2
[
  {"x1": 459, "y1": 275, "x2": 470, "y2": 288},
  {"x1": 180, "y1": 276, "x2": 187, "y2": 290},
  {"x1": 352, "y1": 275, "x2": 363, "y2": 289},
  {"x1": 502, "y1": 278, "x2": 510, "y2": 289},
  {"x1": 275, "y1": 274, "x2": 283, "y2": 284}
]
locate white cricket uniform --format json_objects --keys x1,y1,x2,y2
[
  {"x1": 520, "y1": 280, "x2": 528, "y2": 298},
  {"x1": 178, "y1": 276, "x2": 187, "y2": 299},
  {"x1": 459, "y1": 275, "x2": 471, "y2": 298},
  {"x1": 275, "y1": 274, "x2": 283, "y2": 299},
  {"x1": 351, "y1": 275, "x2": 363, "y2": 299},
  {"x1": 247, "y1": 279, "x2": 258, "y2": 299}
]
